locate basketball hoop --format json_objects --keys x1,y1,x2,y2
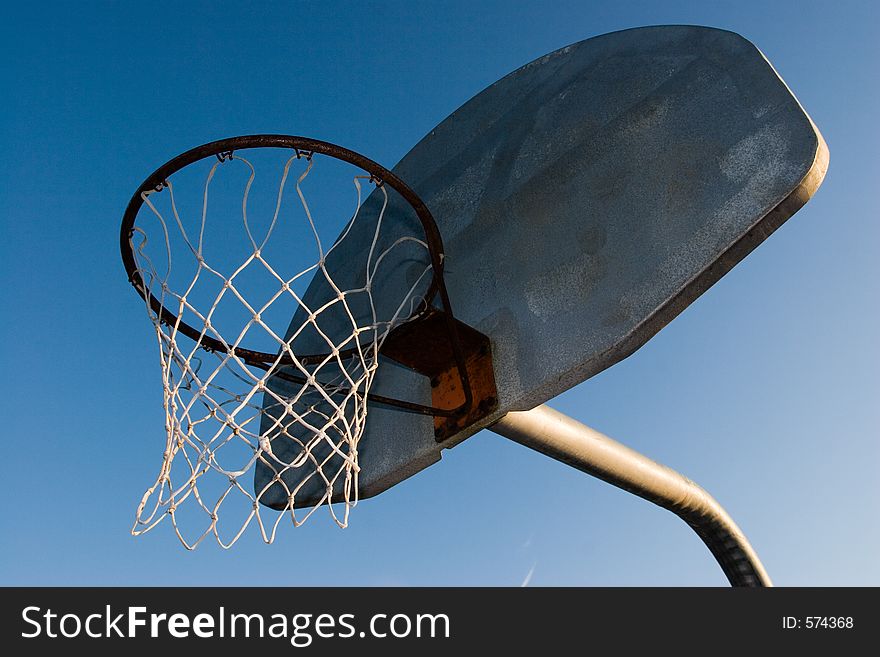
[{"x1": 120, "y1": 135, "x2": 495, "y2": 548}]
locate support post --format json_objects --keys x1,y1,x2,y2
[{"x1": 489, "y1": 404, "x2": 771, "y2": 587}]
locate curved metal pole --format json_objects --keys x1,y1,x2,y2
[{"x1": 489, "y1": 405, "x2": 771, "y2": 587}]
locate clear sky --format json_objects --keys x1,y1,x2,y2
[{"x1": 2, "y1": 0, "x2": 877, "y2": 586}]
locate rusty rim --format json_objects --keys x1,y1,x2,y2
[{"x1": 120, "y1": 135, "x2": 473, "y2": 418}]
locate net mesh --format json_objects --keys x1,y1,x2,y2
[{"x1": 128, "y1": 151, "x2": 432, "y2": 548}]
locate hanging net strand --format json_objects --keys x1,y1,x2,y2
[{"x1": 128, "y1": 148, "x2": 434, "y2": 549}]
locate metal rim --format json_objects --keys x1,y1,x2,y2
[{"x1": 120, "y1": 134, "x2": 473, "y2": 418}]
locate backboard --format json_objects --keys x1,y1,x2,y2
[{"x1": 256, "y1": 25, "x2": 828, "y2": 508}]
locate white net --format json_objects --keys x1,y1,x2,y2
[{"x1": 128, "y1": 150, "x2": 433, "y2": 548}]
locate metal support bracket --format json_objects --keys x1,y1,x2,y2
[{"x1": 381, "y1": 308, "x2": 498, "y2": 441}]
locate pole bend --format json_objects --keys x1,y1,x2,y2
[{"x1": 489, "y1": 405, "x2": 771, "y2": 587}]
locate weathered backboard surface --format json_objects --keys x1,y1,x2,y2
[{"x1": 257, "y1": 25, "x2": 828, "y2": 506}]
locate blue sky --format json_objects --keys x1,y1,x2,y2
[{"x1": 1, "y1": 1, "x2": 877, "y2": 586}]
